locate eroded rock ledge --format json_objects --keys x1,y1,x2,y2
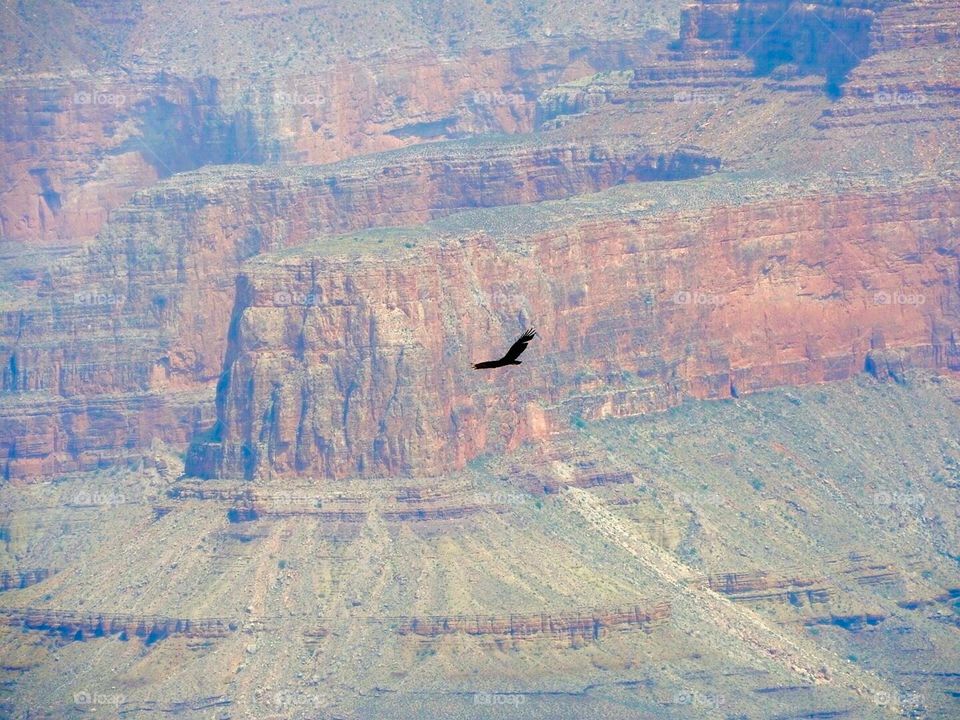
[{"x1": 187, "y1": 176, "x2": 960, "y2": 480}]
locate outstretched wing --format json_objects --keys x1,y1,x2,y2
[
  {"x1": 502, "y1": 328, "x2": 536, "y2": 363},
  {"x1": 472, "y1": 328, "x2": 537, "y2": 369}
]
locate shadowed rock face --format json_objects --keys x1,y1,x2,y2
[
  {"x1": 0, "y1": 74, "x2": 257, "y2": 246},
  {"x1": 683, "y1": 0, "x2": 879, "y2": 84},
  {"x1": 677, "y1": 0, "x2": 959, "y2": 86}
]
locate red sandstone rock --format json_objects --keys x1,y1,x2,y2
[{"x1": 189, "y1": 180, "x2": 960, "y2": 480}]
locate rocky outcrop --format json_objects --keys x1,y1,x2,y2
[
  {"x1": 0, "y1": 600, "x2": 672, "y2": 647},
  {"x1": 0, "y1": 39, "x2": 657, "y2": 246},
  {"x1": 3, "y1": 0, "x2": 959, "y2": 483},
  {"x1": 701, "y1": 555, "x2": 902, "y2": 606},
  {"x1": 0, "y1": 139, "x2": 717, "y2": 481},
  {"x1": 513, "y1": 469, "x2": 637, "y2": 495},
  {"x1": 0, "y1": 568, "x2": 52, "y2": 592},
  {"x1": 897, "y1": 587, "x2": 960, "y2": 610},
  {"x1": 188, "y1": 178, "x2": 960, "y2": 480},
  {"x1": 393, "y1": 602, "x2": 672, "y2": 641},
  {"x1": 0, "y1": 606, "x2": 237, "y2": 642},
  {"x1": 803, "y1": 612, "x2": 887, "y2": 631}
]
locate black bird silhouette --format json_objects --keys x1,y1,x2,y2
[{"x1": 473, "y1": 328, "x2": 536, "y2": 369}]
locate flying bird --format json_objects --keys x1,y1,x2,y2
[{"x1": 473, "y1": 328, "x2": 537, "y2": 369}]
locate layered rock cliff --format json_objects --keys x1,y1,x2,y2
[
  {"x1": 2, "y1": 0, "x2": 959, "y2": 482},
  {"x1": 0, "y1": 139, "x2": 718, "y2": 480},
  {"x1": 3, "y1": 3, "x2": 960, "y2": 719},
  {"x1": 187, "y1": 176, "x2": 960, "y2": 480},
  {"x1": 0, "y1": 39, "x2": 658, "y2": 246}
]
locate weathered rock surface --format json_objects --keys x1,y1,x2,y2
[
  {"x1": 188, "y1": 177, "x2": 960, "y2": 480},
  {"x1": 0, "y1": 39, "x2": 657, "y2": 246},
  {"x1": 2, "y1": 3, "x2": 960, "y2": 719},
  {"x1": 3, "y1": 372, "x2": 960, "y2": 719},
  {"x1": 3, "y1": 0, "x2": 960, "y2": 483},
  {"x1": 0, "y1": 137, "x2": 718, "y2": 480}
]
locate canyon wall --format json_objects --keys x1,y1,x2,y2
[
  {"x1": 0, "y1": 140, "x2": 716, "y2": 480},
  {"x1": 677, "y1": 0, "x2": 959, "y2": 69},
  {"x1": 13, "y1": 0, "x2": 955, "y2": 247},
  {"x1": 681, "y1": 0, "x2": 877, "y2": 83},
  {"x1": 2, "y1": 0, "x2": 958, "y2": 482},
  {"x1": 0, "y1": 39, "x2": 656, "y2": 246},
  {"x1": 187, "y1": 179, "x2": 960, "y2": 480}
]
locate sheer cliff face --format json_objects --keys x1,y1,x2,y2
[
  {"x1": 2, "y1": 0, "x2": 960, "y2": 482},
  {"x1": 0, "y1": 141, "x2": 718, "y2": 480},
  {"x1": 4, "y1": 4, "x2": 960, "y2": 718},
  {"x1": 0, "y1": 40, "x2": 656, "y2": 246},
  {"x1": 1, "y1": 0, "x2": 682, "y2": 246},
  {"x1": 187, "y1": 181, "x2": 960, "y2": 480}
]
